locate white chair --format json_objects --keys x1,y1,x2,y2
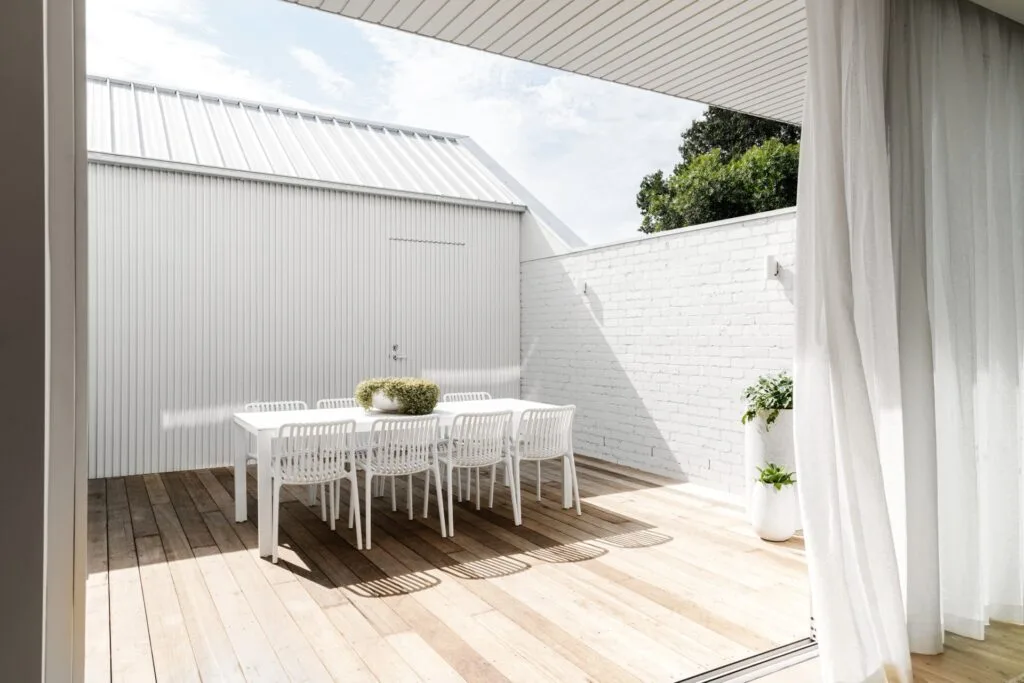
[
  {"x1": 442, "y1": 392, "x2": 493, "y2": 402},
  {"x1": 440, "y1": 392, "x2": 494, "y2": 498},
  {"x1": 356, "y1": 416, "x2": 447, "y2": 549},
  {"x1": 512, "y1": 406, "x2": 580, "y2": 524},
  {"x1": 270, "y1": 420, "x2": 362, "y2": 562},
  {"x1": 316, "y1": 397, "x2": 357, "y2": 409},
  {"x1": 438, "y1": 411, "x2": 516, "y2": 536},
  {"x1": 236, "y1": 401, "x2": 308, "y2": 516}
]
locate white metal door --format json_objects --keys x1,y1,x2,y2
[{"x1": 388, "y1": 237, "x2": 466, "y2": 386}]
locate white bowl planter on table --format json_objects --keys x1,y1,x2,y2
[
  {"x1": 371, "y1": 391, "x2": 401, "y2": 412},
  {"x1": 743, "y1": 409, "x2": 800, "y2": 529},
  {"x1": 750, "y1": 482, "x2": 798, "y2": 542}
]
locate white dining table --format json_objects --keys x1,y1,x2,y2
[{"x1": 233, "y1": 398, "x2": 572, "y2": 557}]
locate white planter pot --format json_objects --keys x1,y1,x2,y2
[
  {"x1": 371, "y1": 391, "x2": 401, "y2": 412},
  {"x1": 744, "y1": 409, "x2": 800, "y2": 529},
  {"x1": 751, "y1": 483, "x2": 798, "y2": 542}
]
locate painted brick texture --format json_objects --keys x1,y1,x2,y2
[{"x1": 520, "y1": 209, "x2": 795, "y2": 494}]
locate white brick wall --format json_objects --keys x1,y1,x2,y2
[{"x1": 520, "y1": 208, "x2": 795, "y2": 494}]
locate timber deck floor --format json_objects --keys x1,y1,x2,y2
[{"x1": 85, "y1": 457, "x2": 811, "y2": 682}]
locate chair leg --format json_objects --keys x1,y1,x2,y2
[
  {"x1": 272, "y1": 480, "x2": 281, "y2": 564},
  {"x1": 423, "y1": 469, "x2": 431, "y2": 518},
  {"x1": 365, "y1": 473, "x2": 373, "y2": 550},
  {"x1": 348, "y1": 476, "x2": 356, "y2": 528},
  {"x1": 390, "y1": 477, "x2": 397, "y2": 512},
  {"x1": 537, "y1": 461, "x2": 542, "y2": 502},
  {"x1": 320, "y1": 484, "x2": 327, "y2": 522},
  {"x1": 489, "y1": 464, "x2": 496, "y2": 508},
  {"x1": 505, "y1": 457, "x2": 520, "y2": 524},
  {"x1": 475, "y1": 468, "x2": 481, "y2": 510},
  {"x1": 407, "y1": 474, "x2": 414, "y2": 520},
  {"x1": 351, "y1": 474, "x2": 363, "y2": 550},
  {"x1": 457, "y1": 465, "x2": 462, "y2": 502},
  {"x1": 329, "y1": 481, "x2": 337, "y2": 531},
  {"x1": 568, "y1": 453, "x2": 582, "y2": 515},
  {"x1": 513, "y1": 458, "x2": 523, "y2": 526},
  {"x1": 435, "y1": 462, "x2": 447, "y2": 538},
  {"x1": 446, "y1": 462, "x2": 455, "y2": 537},
  {"x1": 307, "y1": 484, "x2": 317, "y2": 507}
]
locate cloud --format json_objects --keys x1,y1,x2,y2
[
  {"x1": 87, "y1": 0, "x2": 312, "y2": 108},
  {"x1": 356, "y1": 23, "x2": 705, "y2": 244},
  {"x1": 290, "y1": 47, "x2": 354, "y2": 101}
]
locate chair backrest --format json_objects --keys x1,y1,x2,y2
[
  {"x1": 442, "y1": 392, "x2": 492, "y2": 403},
  {"x1": 368, "y1": 416, "x2": 439, "y2": 475},
  {"x1": 316, "y1": 397, "x2": 357, "y2": 409},
  {"x1": 517, "y1": 406, "x2": 575, "y2": 459},
  {"x1": 448, "y1": 411, "x2": 513, "y2": 467},
  {"x1": 274, "y1": 420, "x2": 356, "y2": 482},
  {"x1": 245, "y1": 400, "x2": 308, "y2": 412}
]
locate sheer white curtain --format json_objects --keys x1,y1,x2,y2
[
  {"x1": 891, "y1": 0, "x2": 1024, "y2": 640},
  {"x1": 799, "y1": 0, "x2": 1024, "y2": 680}
]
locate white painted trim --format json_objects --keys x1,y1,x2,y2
[
  {"x1": 521, "y1": 207, "x2": 797, "y2": 263},
  {"x1": 87, "y1": 152, "x2": 528, "y2": 213}
]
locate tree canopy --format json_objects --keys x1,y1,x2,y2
[{"x1": 637, "y1": 107, "x2": 801, "y2": 233}]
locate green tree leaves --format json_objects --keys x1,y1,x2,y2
[{"x1": 637, "y1": 108, "x2": 801, "y2": 234}]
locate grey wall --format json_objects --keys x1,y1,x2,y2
[{"x1": 0, "y1": 0, "x2": 85, "y2": 679}]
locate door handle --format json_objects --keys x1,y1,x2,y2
[{"x1": 392, "y1": 354, "x2": 407, "y2": 360}]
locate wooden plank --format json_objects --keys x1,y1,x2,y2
[
  {"x1": 143, "y1": 473, "x2": 171, "y2": 505},
  {"x1": 201, "y1": 510, "x2": 334, "y2": 682},
  {"x1": 135, "y1": 536, "x2": 202, "y2": 681},
  {"x1": 106, "y1": 504, "x2": 155, "y2": 683},
  {"x1": 151, "y1": 502, "x2": 245, "y2": 682},
  {"x1": 85, "y1": 480, "x2": 111, "y2": 683},
  {"x1": 193, "y1": 545, "x2": 289, "y2": 682},
  {"x1": 180, "y1": 470, "x2": 219, "y2": 513},
  {"x1": 324, "y1": 603, "x2": 425, "y2": 682},
  {"x1": 124, "y1": 476, "x2": 159, "y2": 538},
  {"x1": 106, "y1": 478, "x2": 129, "y2": 509},
  {"x1": 161, "y1": 471, "x2": 215, "y2": 549}
]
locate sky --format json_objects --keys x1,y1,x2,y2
[{"x1": 87, "y1": 0, "x2": 707, "y2": 245}]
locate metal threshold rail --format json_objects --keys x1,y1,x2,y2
[{"x1": 676, "y1": 638, "x2": 818, "y2": 683}]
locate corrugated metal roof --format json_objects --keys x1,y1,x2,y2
[
  {"x1": 86, "y1": 75, "x2": 523, "y2": 205},
  {"x1": 288, "y1": 0, "x2": 806, "y2": 125}
]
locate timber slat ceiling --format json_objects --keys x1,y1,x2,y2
[{"x1": 288, "y1": 0, "x2": 807, "y2": 123}]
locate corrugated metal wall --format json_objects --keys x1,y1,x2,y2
[{"x1": 88, "y1": 163, "x2": 520, "y2": 478}]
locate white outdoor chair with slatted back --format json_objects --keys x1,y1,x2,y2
[
  {"x1": 316, "y1": 397, "x2": 357, "y2": 409},
  {"x1": 270, "y1": 420, "x2": 362, "y2": 562},
  {"x1": 440, "y1": 392, "x2": 494, "y2": 499},
  {"x1": 512, "y1": 405, "x2": 580, "y2": 524},
  {"x1": 236, "y1": 401, "x2": 308, "y2": 515},
  {"x1": 356, "y1": 415, "x2": 447, "y2": 549},
  {"x1": 438, "y1": 411, "x2": 516, "y2": 536}
]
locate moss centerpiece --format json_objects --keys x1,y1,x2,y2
[{"x1": 355, "y1": 377, "x2": 440, "y2": 415}]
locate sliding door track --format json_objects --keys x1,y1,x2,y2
[{"x1": 676, "y1": 638, "x2": 818, "y2": 683}]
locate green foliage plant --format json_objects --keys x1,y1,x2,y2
[
  {"x1": 741, "y1": 371, "x2": 794, "y2": 430},
  {"x1": 756, "y1": 463, "x2": 797, "y2": 491},
  {"x1": 355, "y1": 377, "x2": 440, "y2": 415}
]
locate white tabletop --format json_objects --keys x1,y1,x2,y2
[{"x1": 233, "y1": 398, "x2": 557, "y2": 434}]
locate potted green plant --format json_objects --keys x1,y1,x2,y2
[
  {"x1": 355, "y1": 377, "x2": 440, "y2": 415},
  {"x1": 741, "y1": 371, "x2": 796, "y2": 527},
  {"x1": 751, "y1": 463, "x2": 798, "y2": 541}
]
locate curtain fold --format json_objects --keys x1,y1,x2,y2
[
  {"x1": 796, "y1": 1, "x2": 913, "y2": 680},
  {"x1": 800, "y1": 0, "x2": 1024, "y2": 679}
]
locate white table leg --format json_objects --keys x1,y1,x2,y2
[
  {"x1": 562, "y1": 458, "x2": 572, "y2": 508},
  {"x1": 234, "y1": 447, "x2": 247, "y2": 523},
  {"x1": 257, "y1": 430, "x2": 273, "y2": 557}
]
